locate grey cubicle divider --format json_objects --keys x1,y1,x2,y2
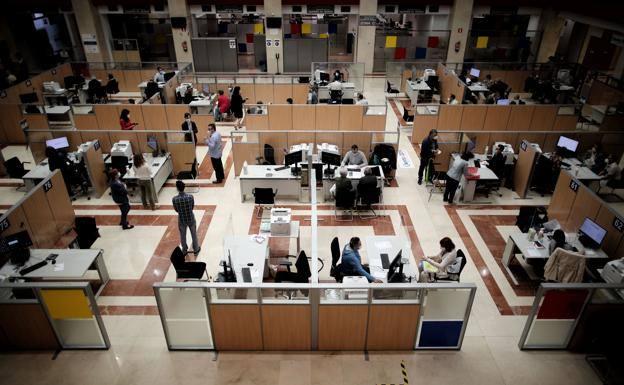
[
  {"x1": 519, "y1": 282, "x2": 624, "y2": 351},
  {"x1": 284, "y1": 39, "x2": 328, "y2": 73},
  {"x1": 192, "y1": 38, "x2": 239, "y2": 72}
]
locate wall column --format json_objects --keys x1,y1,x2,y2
[
  {"x1": 446, "y1": 0, "x2": 473, "y2": 63},
  {"x1": 168, "y1": 0, "x2": 194, "y2": 65},
  {"x1": 356, "y1": 0, "x2": 377, "y2": 74},
  {"x1": 536, "y1": 10, "x2": 566, "y2": 63},
  {"x1": 70, "y1": 0, "x2": 112, "y2": 62},
  {"x1": 264, "y1": 0, "x2": 283, "y2": 74}
]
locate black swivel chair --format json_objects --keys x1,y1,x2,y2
[
  {"x1": 177, "y1": 159, "x2": 200, "y2": 193},
  {"x1": 252, "y1": 187, "x2": 277, "y2": 218},
  {"x1": 435, "y1": 249, "x2": 467, "y2": 282},
  {"x1": 330, "y1": 89, "x2": 343, "y2": 104},
  {"x1": 328, "y1": 237, "x2": 343, "y2": 282},
  {"x1": 335, "y1": 188, "x2": 355, "y2": 221},
  {"x1": 356, "y1": 184, "x2": 382, "y2": 219},
  {"x1": 256, "y1": 144, "x2": 276, "y2": 165},
  {"x1": 110, "y1": 156, "x2": 129, "y2": 177},
  {"x1": 170, "y1": 246, "x2": 207, "y2": 280},
  {"x1": 74, "y1": 217, "x2": 100, "y2": 249},
  {"x1": 4, "y1": 157, "x2": 30, "y2": 190},
  {"x1": 386, "y1": 81, "x2": 399, "y2": 94},
  {"x1": 275, "y1": 250, "x2": 312, "y2": 298}
]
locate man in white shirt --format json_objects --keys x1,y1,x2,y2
[
  {"x1": 341, "y1": 144, "x2": 368, "y2": 167},
  {"x1": 449, "y1": 94, "x2": 459, "y2": 105},
  {"x1": 328, "y1": 79, "x2": 343, "y2": 91},
  {"x1": 154, "y1": 66, "x2": 165, "y2": 83},
  {"x1": 356, "y1": 93, "x2": 369, "y2": 113},
  {"x1": 600, "y1": 155, "x2": 621, "y2": 188}
]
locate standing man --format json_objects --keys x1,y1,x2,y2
[
  {"x1": 172, "y1": 181, "x2": 200, "y2": 255},
  {"x1": 206, "y1": 123, "x2": 224, "y2": 184},
  {"x1": 418, "y1": 129, "x2": 441, "y2": 185},
  {"x1": 109, "y1": 169, "x2": 134, "y2": 230},
  {"x1": 181, "y1": 112, "x2": 198, "y2": 145}
]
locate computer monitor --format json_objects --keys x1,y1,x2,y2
[
  {"x1": 387, "y1": 250, "x2": 405, "y2": 283},
  {"x1": 469, "y1": 68, "x2": 480, "y2": 77},
  {"x1": 369, "y1": 166, "x2": 381, "y2": 177},
  {"x1": 163, "y1": 72, "x2": 176, "y2": 82},
  {"x1": 320, "y1": 72, "x2": 330, "y2": 82},
  {"x1": 556, "y1": 135, "x2": 579, "y2": 154},
  {"x1": 285, "y1": 150, "x2": 303, "y2": 167},
  {"x1": 496, "y1": 99, "x2": 510, "y2": 105},
  {"x1": 0, "y1": 230, "x2": 33, "y2": 266},
  {"x1": 579, "y1": 218, "x2": 607, "y2": 249},
  {"x1": 321, "y1": 151, "x2": 341, "y2": 168},
  {"x1": 45, "y1": 137, "x2": 69, "y2": 150},
  {"x1": 19, "y1": 92, "x2": 38, "y2": 104},
  {"x1": 301, "y1": 163, "x2": 323, "y2": 182},
  {"x1": 147, "y1": 135, "x2": 159, "y2": 152}
]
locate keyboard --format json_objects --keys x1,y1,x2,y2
[
  {"x1": 241, "y1": 267, "x2": 252, "y2": 283},
  {"x1": 19, "y1": 261, "x2": 48, "y2": 276},
  {"x1": 561, "y1": 161, "x2": 571, "y2": 167},
  {"x1": 275, "y1": 166, "x2": 288, "y2": 171},
  {"x1": 380, "y1": 253, "x2": 390, "y2": 269}
]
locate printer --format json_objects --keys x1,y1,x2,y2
[
  {"x1": 111, "y1": 140, "x2": 133, "y2": 158},
  {"x1": 601, "y1": 258, "x2": 624, "y2": 284},
  {"x1": 43, "y1": 81, "x2": 64, "y2": 93},
  {"x1": 423, "y1": 69, "x2": 436, "y2": 81},
  {"x1": 270, "y1": 208, "x2": 291, "y2": 236},
  {"x1": 74, "y1": 141, "x2": 92, "y2": 162}
]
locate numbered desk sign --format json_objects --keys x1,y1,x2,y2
[
  {"x1": 0, "y1": 218, "x2": 9, "y2": 233},
  {"x1": 43, "y1": 179, "x2": 53, "y2": 193},
  {"x1": 569, "y1": 179, "x2": 580, "y2": 192},
  {"x1": 520, "y1": 140, "x2": 528, "y2": 151},
  {"x1": 613, "y1": 217, "x2": 624, "y2": 233},
  {"x1": 94, "y1": 140, "x2": 100, "y2": 151}
]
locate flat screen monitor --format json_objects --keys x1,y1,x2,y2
[
  {"x1": 556, "y1": 135, "x2": 579, "y2": 153},
  {"x1": 163, "y1": 72, "x2": 176, "y2": 82},
  {"x1": 579, "y1": 218, "x2": 607, "y2": 248},
  {"x1": 319, "y1": 72, "x2": 330, "y2": 82},
  {"x1": 266, "y1": 17, "x2": 282, "y2": 29},
  {"x1": 19, "y1": 92, "x2": 38, "y2": 104},
  {"x1": 301, "y1": 163, "x2": 323, "y2": 182},
  {"x1": 147, "y1": 135, "x2": 159, "y2": 151},
  {"x1": 285, "y1": 150, "x2": 303, "y2": 167},
  {"x1": 369, "y1": 166, "x2": 381, "y2": 177},
  {"x1": 469, "y1": 68, "x2": 480, "y2": 77},
  {"x1": 1, "y1": 230, "x2": 33, "y2": 252},
  {"x1": 387, "y1": 249, "x2": 404, "y2": 282},
  {"x1": 321, "y1": 151, "x2": 341, "y2": 167},
  {"x1": 496, "y1": 99, "x2": 510, "y2": 105},
  {"x1": 46, "y1": 137, "x2": 69, "y2": 150}
]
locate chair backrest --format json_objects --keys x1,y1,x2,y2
[
  {"x1": 330, "y1": 237, "x2": 340, "y2": 267},
  {"x1": 335, "y1": 188, "x2": 355, "y2": 209},
  {"x1": 357, "y1": 184, "x2": 381, "y2": 205},
  {"x1": 386, "y1": 81, "x2": 392, "y2": 92},
  {"x1": 75, "y1": 216, "x2": 97, "y2": 232},
  {"x1": 456, "y1": 249, "x2": 467, "y2": 274},
  {"x1": 330, "y1": 89, "x2": 342, "y2": 98},
  {"x1": 264, "y1": 144, "x2": 276, "y2": 165},
  {"x1": 170, "y1": 246, "x2": 186, "y2": 269},
  {"x1": 4, "y1": 157, "x2": 24, "y2": 177},
  {"x1": 295, "y1": 250, "x2": 311, "y2": 280},
  {"x1": 253, "y1": 187, "x2": 275, "y2": 204}
]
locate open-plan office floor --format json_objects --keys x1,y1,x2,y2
[{"x1": 0, "y1": 77, "x2": 600, "y2": 385}]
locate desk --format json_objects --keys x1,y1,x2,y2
[
  {"x1": 0, "y1": 249, "x2": 110, "y2": 296},
  {"x1": 323, "y1": 165, "x2": 385, "y2": 201},
  {"x1": 468, "y1": 83, "x2": 490, "y2": 93},
  {"x1": 22, "y1": 161, "x2": 52, "y2": 190},
  {"x1": 239, "y1": 165, "x2": 301, "y2": 202},
  {"x1": 451, "y1": 154, "x2": 499, "y2": 202},
  {"x1": 318, "y1": 82, "x2": 356, "y2": 103},
  {"x1": 223, "y1": 236, "x2": 270, "y2": 283},
  {"x1": 42, "y1": 90, "x2": 72, "y2": 106},
  {"x1": 416, "y1": 106, "x2": 439, "y2": 115},
  {"x1": 365, "y1": 236, "x2": 419, "y2": 283},
  {"x1": 501, "y1": 231, "x2": 608, "y2": 284},
  {"x1": 120, "y1": 153, "x2": 173, "y2": 202},
  {"x1": 189, "y1": 98, "x2": 215, "y2": 114},
  {"x1": 44, "y1": 105, "x2": 73, "y2": 127},
  {"x1": 260, "y1": 221, "x2": 301, "y2": 255},
  {"x1": 406, "y1": 80, "x2": 431, "y2": 106},
  {"x1": 561, "y1": 157, "x2": 601, "y2": 184}
]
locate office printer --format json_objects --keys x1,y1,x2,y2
[
  {"x1": 601, "y1": 258, "x2": 624, "y2": 284},
  {"x1": 43, "y1": 81, "x2": 64, "y2": 93},
  {"x1": 74, "y1": 142, "x2": 92, "y2": 161},
  {"x1": 270, "y1": 208, "x2": 291, "y2": 236},
  {"x1": 423, "y1": 69, "x2": 436, "y2": 81},
  {"x1": 111, "y1": 140, "x2": 133, "y2": 158}
]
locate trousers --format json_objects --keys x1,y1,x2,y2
[{"x1": 178, "y1": 219, "x2": 199, "y2": 253}]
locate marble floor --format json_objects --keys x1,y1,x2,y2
[{"x1": 0, "y1": 77, "x2": 602, "y2": 385}]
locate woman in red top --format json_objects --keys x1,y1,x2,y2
[
  {"x1": 216, "y1": 90, "x2": 230, "y2": 121},
  {"x1": 119, "y1": 108, "x2": 138, "y2": 130}
]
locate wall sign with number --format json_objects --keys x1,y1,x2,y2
[
  {"x1": 229, "y1": 39, "x2": 236, "y2": 49},
  {"x1": 569, "y1": 179, "x2": 580, "y2": 192},
  {"x1": 520, "y1": 140, "x2": 528, "y2": 151},
  {"x1": 43, "y1": 179, "x2": 53, "y2": 193},
  {"x1": 94, "y1": 140, "x2": 100, "y2": 151},
  {"x1": 613, "y1": 217, "x2": 624, "y2": 232},
  {"x1": 274, "y1": 39, "x2": 280, "y2": 47},
  {"x1": 0, "y1": 218, "x2": 9, "y2": 233},
  {"x1": 266, "y1": 40, "x2": 272, "y2": 47}
]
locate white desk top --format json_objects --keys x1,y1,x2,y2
[
  {"x1": 123, "y1": 153, "x2": 171, "y2": 180},
  {"x1": 261, "y1": 221, "x2": 300, "y2": 238},
  {"x1": 407, "y1": 81, "x2": 431, "y2": 91},
  {"x1": 22, "y1": 161, "x2": 52, "y2": 180},
  {"x1": 138, "y1": 81, "x2": 165, "y2": 89},
  {"x1": 334, "y1": 165, "x2": 385, "y2": 181},
  {"x1": 365, "y1": 236, "x2": 418, "y2": 283},
  {"x1": 416, "y1": 106, "x2": 439, "y2": 115},
  {"x1": 0, "y1": 249, "x2": 101, "y2": 279},
  {"x1": 240, "y1": 165, "x2": 299, "y2": 180},
  {"x1": 113, "y1": 91, "x2": 143, "y2": 98},
  {"x1": 468, "y1": 83, "x2": 490, "y2": 92},
  {"x1": 189, "y1": 99, "x2": 213, "y2": 107},
  {"x1": 319, "y1": 82, "x2": 355, "y2": 89},
  {"x1": 559, "y1": 158, "x2": 600, "y2": 181},
  {"x1": 510, "y1": 231, "x2": 608, "y2": 260},
  {"x1": 44, "y1": 106, "x2": 71, "y2": 114},
  {"x1": 451, "y1": 153, "x2": 499, "y2": 181},
  {"x1": 223, "y1": 235, "x2": 269, "y2": 284}
]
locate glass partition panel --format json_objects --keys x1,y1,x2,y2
[
  {"x1": 416, "y1": 287, "x2": 474, "y2": 349},
  {"x1": 371, "y1": 287, "x2": 421, "y2": 303},
  {"x1": 38, "y1": 287, "x2": 108, "y2": 348},
  {"x1": 156, "y1": 287, "x2": 213, "y2": 349},
  {"x1": 320, "y1": 287, "x2": 369, "y2": 304},
  {"x1": 261, "y1": 286, "x2": 311, "y2": 304},
  {"x1": 209, "y1": 287, "x2": 258, "y2": 304}
]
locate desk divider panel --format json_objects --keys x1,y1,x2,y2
[
  {"x1": 315, "y1": 105, "x2": 340, "y2": 131},
  {"x1": 22, "y1": 187, "x2": 61, "y2": 248},
  {"x1": 529, "y1": 106, "x2": 557, "y2": 131},
  {"x1": 165, "y1": 105, "x2": 190, "y2": 129},
  {"x1": 0, "y1": 206, "x2": 34, "y2": 245},
  {"x1": 142, "y1": 105, "x2": 168, "y2": 130},
  {"x1": 168, "y1": 141, "x2": 196, "y2": 175},
  {"x1": 566, "y1": 187, "x2": 601, "y2": 232},
  {"x1": 593, "y1": 205, "x2": 624, "y2": 256},
  {"x1": 366, "y1": 288, "x2": 421, "y2": 350},
  {"x1": 292, "y1": 84, "x2": 309, "y2": 104},
  {"x1": 45, "y1": 171, "x2": 75, "y2": 235},
  {"x1": 245, "y1": 114, "x2": 269, "y2": 131},
  {"x1": 190, "y1": 114, "x2": 215, "y2": 141},
  {"x1": 74, "y1": 113, "x2": 99, "y2": 130},
  {"x1": 0, "y1": 303, "x2": 60, "y2": 350},
  {"x1": 273, "y1": 84, "x2": 293, "y2": 104},
  {"x1": 507, "y1": 105, "x2": 534, "y2": 131},
  {"x1": 232, "y1": 140, "x2": 261, "y2": 177},
  {"x1": 318, "y1": 304, "x2": 368, "y2": 350},
  {"x1": 412, "y1": 115, "x2": 439, "y2": 143},
  {"x1": 459, "y1": 106, "x2": 486, "y2": 131},
  {"x1": 119, "y1": 105, "x2": 145, "y2": 129},
  {"x1": 513, "y1": 141, "x2": 539, "y2": 199},
  {"x1": 94, "y1": 105, "x2": 120, "y2": 130},
  {"x1": 83, "y1": 142, "x2": 108, "y2": 197},
  {"x1": 339, "y1": 105, "x2": 364, "y2": 131},
  {"x1": 237, "y1": 84, "x2": 255, "y2": 104},
  {"x1": 548, "y1": 171, "x2": 578, "y2": 229},
  {"x1": 483, "y1": 106, "x2": 511, "y2": 131},
  {"x1": 209, "y1": 304, "x2": 263, "y2": 350},
  {"x1": 0, "y1": 104, "x2": 26, "y2": 143},
  {"x1": 24, "y1": 113, "x2": 49, "y2": 130},
  {"x1": 255, "y1": 84, "x2": 274, "y2": 104},
  {"x1": 261, "y1": 304, "x2": 311, "y2": 350},
  {"x1": 268, "y1": 105, "x2": 293, "y2": 131},
  {"x1": 437, "y1": 106, "x2": 462, "y2": 131}
]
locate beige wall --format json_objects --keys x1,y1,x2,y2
[
  {"x1": 446, "y1": 0, "x2": 474, "y2": 63},
  {"x1": 264, "y1": 0, "x2": 283, "y2": 74},
  {"x1": 536, "y1": 10, "x2": 566, "y2": 63},
  {"x1": 71, "y1": 0, "x2": 112, "y2": 62},
  {"x1": 357, "y1": 0, "x2": 377, "y2": 74},
  {"x1": 168, "y1": 0, "x2": 194, "y2": 65}
]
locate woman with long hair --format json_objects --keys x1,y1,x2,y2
[
  {"x1": 230, "y1": 86, "x2": 246, "y2": 130},
  {"x1": 119, "y1": 108, "x2": 138, "y2": 130},
  {"x1": 133, "y1": 153, "x2": 156, "y2": 210}
]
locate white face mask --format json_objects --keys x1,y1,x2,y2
[
  {"x1": 441, "y1": 247, "x2": 446, "y2": 254},
  {"x1": 433, "y1": 136, "x2": 439, "y2": 140},
  {"x1": 185, "y1": 118, "x2": 191, "y2": 123}
]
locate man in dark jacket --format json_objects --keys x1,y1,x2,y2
[
  {"x1": 418, "y1": 129, "x2": 439, "y2": 185},
  {"x1": 181, "y1": 112, "x2": 198, "y2": 144},
  {"x1": 334, "y1": 167, "x2": 353, "y2": 197},
  {"x1": 110, "y1": 169, "x2": 133, "y2": 230}
]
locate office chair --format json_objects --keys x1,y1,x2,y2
[
  {"x1": 4, "y1": 157, "x2": 30, "y2": 191},
  {"x1": 435, "y1": 249, "x2": 467, "y2": 283},
  {"x1": 356, "y1": 185, "x2": 381, "y2": 219},
  {"x1": 386, "y1": 81, "x2": 399, "y2": 94},
  {"x1": 74, "y1": 216, "x2": 100, "y2": 249},
  {"x1": 255, "y1": 144, "x2": 276, "y2": 165},
  {"x1": 252, "y1": 187, "x2": 277, "y2": 218},
  {"x1": 94, "y1": 85, "x2": 108, "y2": 104},
  {"x1": 329, "y1": 89, "x2": 343, "y2": 104},
  {"x1": 335, "y1": 188, "x2": 355, "y2": 221},
  {"x1": 597, "y1": 171, "x2": 624, "y2": 202},
  {"x1": 177, "y1": 159, "x2": 200, "y2": 193},
  {"x1": 328, "y1": 237, "x2": 344, "y2": 282},
  {"x1": 170, "y1": 246, "x2": 207, "y2": 281},
  {"x1": 275, "y1": 250, "x2": 311, "y2": 298}
]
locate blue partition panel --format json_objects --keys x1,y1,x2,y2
[{"x1": 418, "y1": 320, "x2": 463, "y2": 348}]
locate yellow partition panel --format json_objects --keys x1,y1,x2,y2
[{"x1": 40, "y1": 289, "x2": 93, "y2": 319}]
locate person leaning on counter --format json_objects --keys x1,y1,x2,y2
[{"x1": 341, "y1": 144, "x2": 368, "y2": 167}]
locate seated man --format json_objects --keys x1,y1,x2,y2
[
  {"x1": 358, "y1": 167, "x2": 378, "y2": 192},
  {"x1": 341, "y1": 144, "x2": 368, "y2": 167},
  {"x1": 600, "y1": 154, "x2": 622, "y2": 188},
  {"x1": 331, "y1": 166, "x2": 353, "y2": 198},
  {"x1": 339, "y1": 237, "x2": 382, "y2": 283}
]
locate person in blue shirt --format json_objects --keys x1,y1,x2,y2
[
  {"x1": 205, "y1": 123, "x2": 224, "y2": 183},
  {"x1": 339, "y1": 237, "x2": 382, "y2": 283}
]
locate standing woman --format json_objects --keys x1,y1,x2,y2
[
  {"x1": 230, "y1": 86, "x2": 246, "y2": 130},
  {"x1": 133, "y1": 154, "x2": 156, "y2": 210},
  {"x1": 119, "y1": 108, "x2": 138, "y2": 130}
]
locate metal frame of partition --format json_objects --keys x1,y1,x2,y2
[
  {"x1": 0, "y1": 281, "x2": 110, "y2": 350},
  {"x1": 153, "y1": 282, "x2": 477, "y2": 351},
  {"x1": 69, "y1": 61, "x2": 193, "y2": 73},
  {"x1": 26, "y1": 128, "x2": 194, "y2": 146},
  {"x1": 519, "y1": 282, "x2": 624, "y2": 350}
]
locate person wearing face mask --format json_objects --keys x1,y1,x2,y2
[
  {"x1": 419, "y1": 237, "x2": 458, "y2": 282},
  {"x1": 154, "y1": 66, "x2": 165, "y2": 83},
  {"x1": 181, "y1": 112, "x2": 198, "y2": 144},
  {"x1": 339, "y1": 237, "x2": 383, "y2": 283},
  {"x1": 418, "y1": 129, "x2": 441, "y2": 185},
  {"x1": 341, "y1": 144, "x2": 368, "y2": 168},
  {"x1": 119, "y1": 109, "x2": 138, "y2": 130}
]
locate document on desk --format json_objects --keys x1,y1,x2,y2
[
  {"x1": 372, "y1": 268, "x2": 386, "y2": 280},
  {"x1": 54, "y1": 263, "x2": 65, "y2": 272},
  {"x1": 526, "y1": 248, "x2": 542, "y2": 258},
  {"x1": 422, "y1": 261, "x2": 438, "y2": 273},
  {"x1": 374, "y1": 241, "x2": 393, "y2": 250}
]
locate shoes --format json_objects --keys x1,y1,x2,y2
[
  {"x1": 182, "y1": 249, "x2": 188, "y2": 255},
  {"x1": 212, "y1": 180, "x2": 223, "y2": 184},
  {"x1": 418, "y1": 180, "x2": 422, "y2": 185},
  {"x1": 122, "y1": 225, "x2": 134, "y2": 230},
  {"x1": 193, "y1": 247, "x2": 201, "y2": 255}
]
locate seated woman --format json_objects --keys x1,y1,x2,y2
[
  {"x1": 548, "y1": 229, "x2": 579, "y2": 255},
  {"x1": 418, "y1": 237, "x2": 459, "y2": 282}
]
